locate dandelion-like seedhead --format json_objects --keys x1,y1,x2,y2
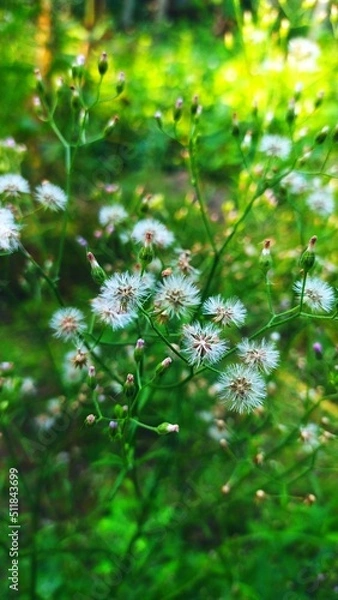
[
  {"x1": 50, "y1": 307, "x2": 86, "y2": 341},
  {"x1": 203, "y1": 295, "x2": 247, "y2": 328},
  {"x1": 259, "y1": 134, "x2": 291, "y2": 160},
  {"x1": 306, "y1": 184, "x2": 335, "y2": 216},
  {"x1": 218, "y1": 364, "x2": 266, "y2": 413},
  {"x1": 182, "y1": 322, "x2": 228, "y2": 366},
  {"x1": 99, "y1": 204, "x2": 128, "y2": 227},
  {"x1": 131, "y1": 218, "x2": 174, "y2": 248},
  {"x1": 0, "y1": 173, "x2": 30, "y2": 197},
  {"x1": 281, "y1": 172, "x2": 308, "y2": 195},
  {"x1": 288, "y1": 38, "x2": 320, "y2": 71},
  {"x1": 237, "y1": 338, "x2": 279, "y2": 374},
  {"x1": 91, "y1": 296, "x2": 137, "y2": 330},
  {"x1": 0, "y1": 207, "x2": 21, "y2": 253},
  {"x1": 294, "y1": 277, "x2": 335, "y2": 313},
  {"x1": 300, "y1": 423, "x2": 321, "y2": 452},
  {"x1": 35, "y1": 181, "x2": 67, "y2": 211},
  {"x1": 99, "y1": 272, "x2": 152, "y2": 310},
  {"x1": 154, "y1": 274, "x2": 201, "y2": 319}
]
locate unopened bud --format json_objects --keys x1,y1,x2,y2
[
  {"x1": 173, "y1": 97, "x2": 183, "y2": 122},
  {"x1": 286, "y1": 98, "x2": 296, "y2": 125},
  {"x1": 87, "y1": 365, "x2": 96, "y2": 390},
  {"x1": 155, "y1": 357, "x2": 172, "y2": 376},
  {"x1": 72, "y1": 55, "x2": 85, "y2": 81},
  {"x1": 116, "y1": 72, "x2": 125, "y2": 95},
  {"x1": 87, "y1": 252, "x2": 106, "y2": 284},
  {"x1": 253, "y1": 452, "x2": 264, "y2": 465},
  {"x1": 294, "y1": 83, "x2": 303, "y2": 101},
  {"x1": 154, "y1": 110, "x2": 163, "y2": 130},
  {"x1": 134, "y1": 338, "x2": 145, "y2": 363},
  {"x1": 157, "y1": 422, "x2": 180, "y2": 435},
  {"x1": 85, "y1": 414, "x2": 96, "y2": 426},
  {"x1": 98, "y1": 52, "x2": 108, "y2": 76},
  {"x1": 232, "y1": 112, "x2": 240, "y2": 137},
  {"x1": 315, "y1": 126, "x2": 329, "y2": 144},
  {"x1": 161, "y1": 268, "x2": 173, "y2": 278},
  {"x1": 221, "y1": 483, "x2": 231, "y2": 494},
  {"x1": 303, "y1": 493, "x2": 316, "y2": 505},
  {"x1": 255, "y1": 489, "x2": 266, "y2": 501},
  {"x1": 314, "y1": 91, "x2": 324, "y2": 109},
  {"x1": 138, "y1": 237, "x2": 154, "y2": 267},
  {"x1": 34, "y1": 68, "x2": 46, "y2": 97},
  {"x1": 333, "y1": 125, "x2": 338, "y2": 143},
  {"x1": 300, "y1": 235, "x2": 317, "y2": 273},
  {"x1": 104, "y1": 115, "x2": 119, "y2": 137},
  {"x1": 33, "y1": 96, "x2": 46, "y2": 120},
  {"x1": 123, "y1": 373, "x2": 136, "y2": 399},
  {"x1": 313, "y1": 342, "x2": 323, "y2": 359},
  {"x1": 259, "y1": 239, "x2": 273, "y2": 273},
  {"x1": 70, "y1": 87, "x2": 81, "y2": 111}
]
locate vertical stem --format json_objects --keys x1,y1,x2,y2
[
  {"x1": 188, "y1": 132, "x2": 217, "y2": 253},
  {"x1": 55, "y1": 144, "x2": 72, "y2": 278}
]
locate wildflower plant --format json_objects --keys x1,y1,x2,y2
[{"x1": 1, "y1": 5, "x2": 338, "y2": 597}]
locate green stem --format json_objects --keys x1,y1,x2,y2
[{"x1": 188, "y1": 129, "x2": 217, "y2": 252}]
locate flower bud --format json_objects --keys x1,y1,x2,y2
[
  {"x1": 138, "y1": 231, "x2": 154, "y2": 267},
  {"x1": 85, "y1": 414, "x2": 96, "y2": 426},
  {"x1": 34, "y1": 68, "x2": 46, "y2": 98},
  {"x1": 104, "y1": 115, "x2": 119, "y2": 137},
  {"x1": 154, "y1": 110, "x2": 163, "y2": 130},
  {"x1": 156, "y1": 422, "x2": 179, "y2": 435},
  {"x1": 173, "y1": 97, "x2": 183, "y2": 122},
  {"x1": 314, "y1": 90, "x2": 324, "y2": 109},
  {"x1": 315, "y1": 126, "x2": 329, "y2": 144},
  {"x1": 286, "y1": 99, "x2": 296, "y2": 125},
  {"x1": 123, "y1": 373, "x2": 136, "y2": 399},
  {"x1": 231, "y1": 113, "x2": 240, "y2": 137},
  {"x1": 294, "y1": 83, "x2": 303, "y2": 101},
  {"x1": 87, "y1": 252, "x2": 106, "y2": 284},
  {"x1": 98, "y1": 52, "x2": 108, "y2": 76},
  {"x1": 333, "y1": 125, "x2": 338, "y2": 143},
  {"x1": 191, "y1": 94, "x2": 200, "y2": 117},
  {"x1": 303, "y1": 493, "x2": 316, "y2": 505},
  {"x1": 312, "y1": 342, "x2": 323, "y2": 359},
  {"x1": 259, "y1": 239, "x2": 273, "y2": 273},
  {"x1": 255, "y1": 489, "x2": 266, "y2": 501},
  {"x1": 87, "y1": 365, "x2": 96, "y2": 390},
  {"x1": 72, "y1": 55, "x2": 85, "y2": 82},
  {"x1": 116, "y1": 72, "x2": 125, "y2": 95},
  {"x1": 70, "y1": 87, "x2": 81, "y2": 111},
  {"x1": 134, "y1": 338, "x2": 145, "y2": 363},
  {"x1": 300, "y1": 235, "x2": 317, "y2": 273},
  {"x1": 108, "y1": 420, "x2": 118, "y2": 437},
  {"x1": 155, "y1": 357, "x2": 172, "y2": 376}
]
